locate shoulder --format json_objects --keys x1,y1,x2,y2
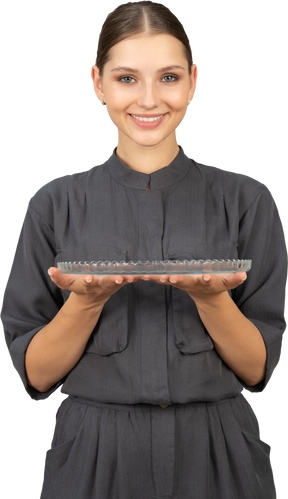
[
  {"x1": 28, "y1": 163, "x2": 107, "y2": 224},
  {"x1": 190, "y1": 158, "x2": 269, "y2": 214}
]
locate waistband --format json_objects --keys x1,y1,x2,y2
[{"x1": 69, "y1": 394, "x2": 241, "y2": 413}]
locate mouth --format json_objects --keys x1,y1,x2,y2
[
  {"x1": 130, "y1": 113, "x2": 167, "y2": 123},
  {"x1": 128, "y1": 113, "x2": 167, "y2": 129}
]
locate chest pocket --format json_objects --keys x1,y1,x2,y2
[
  {"x1": 171, "y1": 286, "x2": 214, "y2": 354},
  {"x1": 83, "y1": 245, "x2": 129, "y2": 356},
  {"x1": 57, "y1": 245, "x2": 129, "y2": 356},
  {"x1": 168, "y1": 243, "x2": 238, "y2": 355}
]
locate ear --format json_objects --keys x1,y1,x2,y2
[
  {"x1": 189, "y1": 64, "x2": 198, "y2": 102},
  {"x1": 91, "y1": 65, "x2": 104, "y2": 102}
]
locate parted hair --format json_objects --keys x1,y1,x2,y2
[{"x1": 95, "y1": 1, "x2": 193, "y2": 76}]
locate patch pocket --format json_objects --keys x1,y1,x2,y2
[
  {"x1": 240, "y1": 428, "x2": 271, "y2": 459},
  {"x1": 85, "y1": 285, "x2": 128, "y2": 355},
  {"x1": 168, "y1": 249, "x2": 214, "y2": 354},
  {"x1": 84, "y1": 245, "x2": 128, "y2": 356},
  {"x1": 238, "y1": 428, "x2": 275, "y2": 494},
  {"x1": 229, "y1": 395, "x2": 274, "y2": 490},
  {"x1": 40, "y1": 398, "x2": 88, "y2": 499},
  {"x1": 168, "y1": 242, "x2": 239, "y2": 355},
  {"x1": 41, "y1": 439, "x2": 76, "y2": 499},
  {"x1": 171, "y1": 287, "x2": 214, "y2": 354}
]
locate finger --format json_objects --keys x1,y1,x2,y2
[
  {"x1": 224, "y1": 271, "x2": 247, "y2": 285},
  {"x1": 121, "y1": 274, "x2": 142, "y2": 283},
  {"x1": 47, "y1": 267, "x2": 78, "y2": 288},
  {"x1": 112, "y1": 275, "x2": 135, "y2": 284},
  {"x1": 47, "y1": 267, "x2": 61, "y2": 279},
  {"x1": 238, "y1": 272, "x2": 247, "y2": 281},
  {"x1": 140, "y1": 274, "x2": 151, "y2": 281},
  {"x1": 220, "y1": 271, "x2": 247, "y2": 288},
  {"x1": 48, "y1": 267, "x2": 67, "y2": 282},
  {"x1": 167, "y1": 274, "x2": 201, "y2": 285},
  {"x1": 113, "y1": 275, "x2": 124, "y2": 284},
  {"x1": 168, "y1": 274, "x2": 182, "y2": 284},
  {"x1": 159, "y1": 275, "x2": 170, "y2": 283},
  {"x1": 83, "y1": 275, "x2": 94, "y2": 284},
  {"x1": 202, "y1": 273, "x2": 212, "y2": 283},
  {"x1": 238, "y1": 272, "x2": 247, "y2": 283}
]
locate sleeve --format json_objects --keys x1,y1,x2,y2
[
  {"x1": 1, "y1": 204, "x2": 64, "y2": 400},
  {"x1": 232, "y1": 186, "x2": 287, "y2": 392}
]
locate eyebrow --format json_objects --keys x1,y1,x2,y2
[{"x1": 110, "y1": 65, "x2": 186, "y2": 73}]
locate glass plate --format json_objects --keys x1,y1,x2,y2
[{"x1": 57, "y1": 259, "x2": 252, "y2": 275}]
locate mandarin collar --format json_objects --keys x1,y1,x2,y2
[{"x1": 105, "y1": 145, "x2": 191, "y2": 190}]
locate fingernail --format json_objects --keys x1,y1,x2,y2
[
  {"x1": 203, "y1": 276, "x2": 210, "y2": 282},
  {"x1": 160, "y1": 278, "x2": 167, "y2": 283},
  {"x1": 115, "y1": 279, "x2": 123, "y2": 284},
  {"x1": 169, "y1": 278, "x2": 178, "y2": 283},
  {"x1": 85, "y1": 277, "x2": 93, "y2": 283},
  {"x1": 47, "y1": 270, "x2": 52, "y2": 276}
]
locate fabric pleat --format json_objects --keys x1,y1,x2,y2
[{"x1": 40, "y1": 394, "x2": 276, "y2": 499}]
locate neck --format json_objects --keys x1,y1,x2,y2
[{"x1": 115, "y1": 140, "x2": 181, "y2": 175}]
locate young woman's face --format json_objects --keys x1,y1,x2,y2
[{"x1": 92, "y1": 34, "x2": 197, "y2": 149}]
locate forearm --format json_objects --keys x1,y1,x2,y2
[
  {"x1": 192, "y1": 291, "x2": 267, "y2": 386},
  {"x1": 25, "y1": 292, "x2": 104, "y2": 392}
]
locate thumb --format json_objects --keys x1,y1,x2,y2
[
  {"x1": 47, "y1": 267, "x2": 61, "y2": 280},
  {"x1": 236, "y1": 271, "x2": 247, "y2": 284},
  {"x1": 223, "y1": 271, "x2": 247, "y2": 289},
  {"x1": 47, "y1": 267, "x2": 78, "y2": 289}
]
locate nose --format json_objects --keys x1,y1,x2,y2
[{"x1": 138, "y1": 82, "x2": 161, "y2": 110}]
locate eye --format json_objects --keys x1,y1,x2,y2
[
  {"x1": 118, "y1": 76, "x2": 134, "y2": 83},
  {"x1": 163, "y1": 75, "x2": 179, "y2": 83},
  {"x1": 118, "y1": 75, "x2": 179, "y2": 83}
]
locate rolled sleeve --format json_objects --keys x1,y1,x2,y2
[
  {"x1": 1, "y1": 204, "x2": 64, "y2": 400},
  {"x1": 232, "y1": 186, "x2": 287, "y2": 392}
]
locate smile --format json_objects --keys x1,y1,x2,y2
[
  {"x1": 128, "y1": 113, "x2": 167, "y2": 130},
  {"x1": 130, "y1": 114, "x2": 165, "y2": 122}
]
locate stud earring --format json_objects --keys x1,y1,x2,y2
[
  {"x1": 188, "y1": 99, "x2": 191, "y2": 105},
  {"x1": 101, "y1": 98, "x2": 105, "y2": 105}
]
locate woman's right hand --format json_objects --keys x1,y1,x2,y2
[
  {"x1": 47, "y1": 267, "x2": 142, "y2": 308},
  {"x1": 25, "y1": 269, "x2": 142, "y2": 393}
]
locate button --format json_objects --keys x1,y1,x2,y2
[{"x1": 160, "y1": 405, "x2": 168, "y2": 408}]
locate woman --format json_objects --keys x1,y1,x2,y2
[{"x1": 1, "y1": 1, "x2": 286, "y2": 498}]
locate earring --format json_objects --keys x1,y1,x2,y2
[
  {"x1": 101, "y1": 98, "x2": 105, "y2": 105},
  {"x1": 188, "y1": 99, "x2": 191, "y2": 105}
]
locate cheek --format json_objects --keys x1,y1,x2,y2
[
  {"x1": 109, "y1": 93, "x2": 133, "y2": 116},
  {"x1": 171, "y1": 87, "x2": 189, "y2": 108},
  {"x1": 104, "y1": 82, "x2": 131, "y2": 109}
]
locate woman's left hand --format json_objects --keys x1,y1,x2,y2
[{"x1": 140, "y1": 271, "x2": 247, "y2": 302}]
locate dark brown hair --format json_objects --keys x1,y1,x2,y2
[{"x1": 96, "y1": 1, "x2": 193, "y2": 76}]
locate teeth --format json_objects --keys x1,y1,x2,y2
[{"x1": 131, "y1": 114, "x2": 164, "y2": 122}]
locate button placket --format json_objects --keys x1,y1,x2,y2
[{"x1": 137, "y1": 190, "x2": 170, "y2": 402}]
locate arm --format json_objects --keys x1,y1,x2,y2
[
  {"x1": 25, "y1": 269, "x2": 141, "y2": 392},
  {"x1": 189, "y1": 275, "x2": 266, "y2": 386},
  {"x1": 25, "y1": 280, "x2": 104, "y2": 393}
]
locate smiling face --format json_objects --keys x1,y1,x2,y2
[{"x1": 91, "y1": 34, "x2": 197, "y2": 151}]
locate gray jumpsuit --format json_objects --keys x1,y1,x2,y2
[{"x1": 2, "y1": 146, "x2": 287, "y2": 498}]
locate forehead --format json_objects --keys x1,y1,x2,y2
[{"x1": 105, "y1": 34, "x2": 188, "y2": 71}]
